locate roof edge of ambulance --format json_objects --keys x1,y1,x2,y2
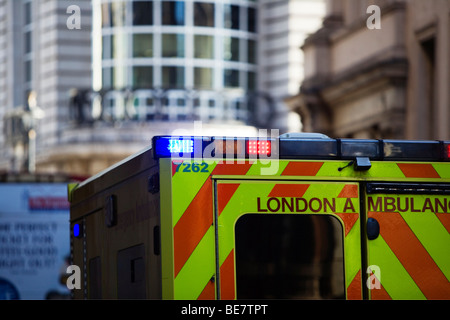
[
  {"x1": 70, "y1": 134, "x2": 450, "y2": 203},
  {"x1": 70, "y1": 145, "x2": 154, "y2": 200},
  {"x1": 152, "y1": 134, "x2": 450, "y2": 162}
]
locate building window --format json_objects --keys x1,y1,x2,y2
[
  {"x1": 162, "y1": 34, "x2": 185, "y2": 58},
  {"x1": 101, "y1": 67, "x2": 126, "y2": 90},
  {"x1": 194, "y1": 67, "x2": 213, "y2": 90},
  {"x1": 162, "y1": 1, "x2": 185, "y2": 26},
  {"x1": 224, "y1": 4, "x2": 239, "y2": 30},
  {"x1": 24, "y1": 1, "x2": 32, "y2": 25},
  {"x1": 25, "y1": 60, "x2": 32, "y2": 83},
  {"x1": 24, "y1": 1, "x2": 33, "y2": 86},
  {"x1": 224, "y1": 69, "x2": 239, "y2": 88},
  {"x1": 194, "y1": 2, "x2": 215, "y2": 27},
  {"x1": 133, "y1": 66, "x2": 153, "y2": 88},
  {"x1": 102, "y1": 35, "x2": 112, "y2": 59},
  {"x1": 162, "y1": 66, "x2": 185, "y2": 88},
  {"x1": 248, "y1": 7, "x2": 257, "y2": 33},
  {"x1": 101, "y1": 3, "x2": 112, "y2": 27},
  {"x1": 133, "y1": 34, "x2": 153, "y2": 58},
  {"x1": 194, "y1": 35, "x2": 214, "y2": 59},
  {"x1": 420, "y1": 36, "x2": 436, "y2": 138},
  {"x1": 102, "y1": 67, "x2": 113, "y2": 89},
  {"x1": 224, "y1": 37, "x2": 240, "y2": 62},
  {"x1": 133, "y1": 1, "x2": 153, "y2": 26},
  {"x1": 95, "y1": 0, "x2": 259, "y2": 121},
  {"x1": 247, "y1": 71, "x2": 256, "y2": 91},
  {"x1": 24, "y1": 30, "x2": 32, "y2": 54},
  {"x1": 248, "y1": 39, "x2": 257, "y2": 64}
]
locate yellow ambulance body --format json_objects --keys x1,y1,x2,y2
[{"x1": 68, "y1": 135, "x2": 450, "y2": 300}]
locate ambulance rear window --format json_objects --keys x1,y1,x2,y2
[{"x1": 234, "y1": 214, "x2": 345, "y2": 299}]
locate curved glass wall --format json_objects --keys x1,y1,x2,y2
[{"x1": 92, "y1": 0, "x2": 258, "y2": 122}]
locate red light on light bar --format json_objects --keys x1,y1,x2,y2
[{"x1": 247, "y1": 140, "x2": 271, "y2": 155}]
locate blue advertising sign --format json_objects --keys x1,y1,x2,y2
[{"x1": 0, "y1": 183, "x2": 71, "y2": 300}]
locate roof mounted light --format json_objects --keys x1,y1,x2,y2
[
  {"x1": 383, "y1": 140, "x2": 442, "y2": 161},
  {"x1": 152, "y1": 136, "x2": 450, "y2": 162},
  {"x1": 247, "y1": 140, "x2": 271, "y2": 156},
  {"x1": 153, "y1": 136, "x2": 274, "y2": 159},
  {"x1": 168, "y1": 139, "x2": 193, "y2": 153},
  {"x1": 446, "y1": 142, "x2": 450, "y2": 160},
  {"x1": 153, "y1": 136, "x2": 196, "y2": 158},
  {"x1": 340, "y1": 139, "x2": 380, "y2": 160}
]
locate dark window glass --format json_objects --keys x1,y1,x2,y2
[
  {"x1": 102, "y1": 67, "x2": 114, "y2": 89},
  {"x1": 162, "y1": 66, "x2": 185, "y2": 88},
  {"x1": 194, "y1": 35, "x2": 214, "y2": 59},
  {"x1": 102, "y1": 35, "x2": 112, "y2": 59},
  {"x1": 248, "y1": 39, "x2": 257, "y2": 64},
  {"x1": 194, "y1": 2, "x2": 214, "y2": 27},
  {"x1": 133, "y1": 34, "x2": 153, "y2": 58},
  {"x1": 25, "y1": 60, "x2": 32, "y2": 82},
  {"x1": 194, "y1": 67, "x2": 213, "y2": 90},
  {"x1": 247, "y1": 71, "x2": 256, "y2": 91},
  {"x1": 224, "y1": 69, "x2": 239, "y2": 87},
  {"x1": 420, "y1": 37, "x2": 436, "y2": 138},
  {"x1": 235, "y1": 214, "x2": 345, "y2": 299},
  {"x1": 176, "y1": 98, "x2": 185, "y2": 106},
  {"x1": 133, "y1": 66, "x2": 153, "y2": 88},
  {"x1": 24, "y1": 31, "x2": 32, "y2": 54},
  {"x1": 133, "y1": 1, "x2": 153, "y2": 25},
  {"x1": 162, "y1": 1, "x2": 185, "y2": 26},
  {"x1": 224, "y1": 37, "x2": 240, "y2": 62},
  {"x1": 224, "y1": 4, "x2": 239, "y2": 30},
  {"x1": 162, "y1": 34, "x2": 185, "y2": 58},
  {"x1": 24, "y1": 2, "x2": 32, "y2": 25},
  {"x1": 248, "y1": 7, "x2": 256, "y2": 32}
]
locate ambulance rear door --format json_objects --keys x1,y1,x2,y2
[
  {"x1": 365, "y1": 182, "x2": 450, "y2": 300},
  {"x1": 215, "y1": 180, "x2": 363, "y2": 300}
]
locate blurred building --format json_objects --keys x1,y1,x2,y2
[
  {"x1": 286, "y1": 0, "x2": 450, "y2": 140},
  {"x1": 0, "y1": 0, "x2": 93, "y2": 174},
  {"x1": 0, "y1": 0, "x2": 326, "y2": 177}
]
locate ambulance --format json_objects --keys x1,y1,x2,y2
[{"x1": 68, "y1": 134, "x2": 450, "y2": 300}]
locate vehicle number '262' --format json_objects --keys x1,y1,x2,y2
[{"x1": 175, "y1": 162, "x2": 209, "y2": 173}]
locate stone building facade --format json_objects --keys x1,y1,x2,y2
[{"x1": 286, "y1": 0, "x2": 450, "y2": 140}]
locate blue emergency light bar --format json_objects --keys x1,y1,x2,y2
[
  {"x1": 154, "y1": 137, "x2": 202, "y2": 158},
  {"x1": 153, "y1": 136, "x2": 273, "y2": 159},
  {"x1": 152, "y1": 136, "x2": 450, "y2": 162}
]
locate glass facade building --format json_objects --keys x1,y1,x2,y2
[
  {"x1": 93, "y1": 0, "x2": 258, "y2": 122},
  {"x1": 0, "y1": 0, "x2": 327, "y2": 177}
]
